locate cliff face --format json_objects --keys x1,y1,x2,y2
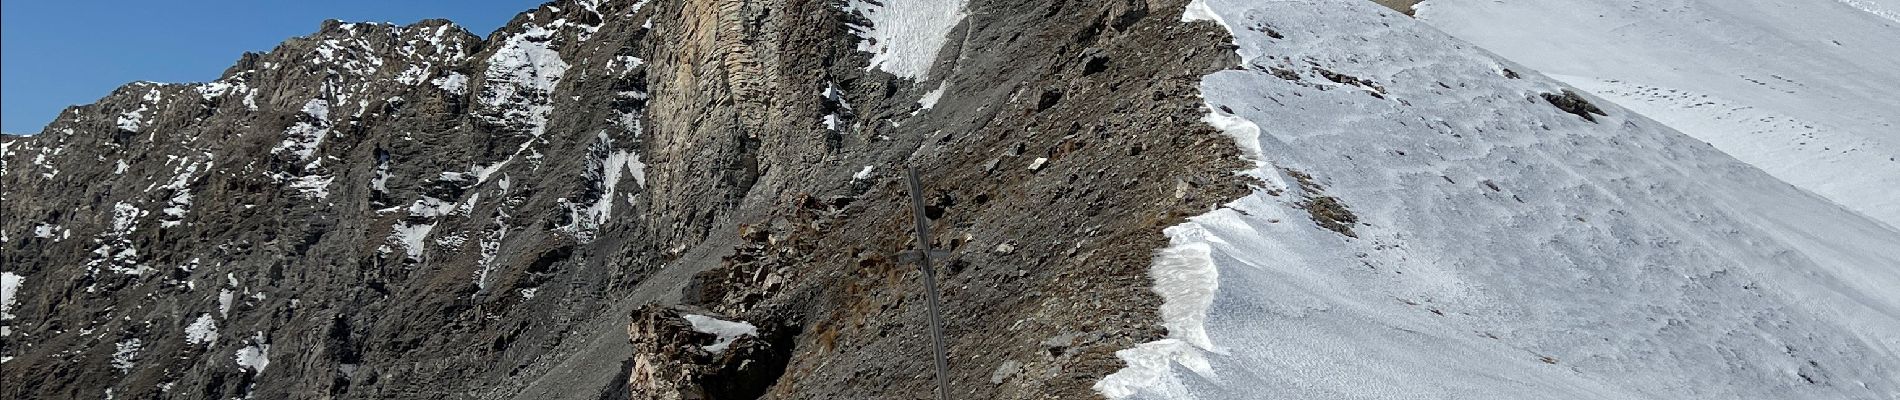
[{"x1": 1, "y1": 0, "x2": 1247, "y2": 398}]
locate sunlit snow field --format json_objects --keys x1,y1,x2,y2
[{"x1": 1100, "y1": 0, "x2": 1900, "y2": 398}]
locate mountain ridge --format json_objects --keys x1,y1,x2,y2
[{"x1": 4, "y1": 0, "x2": 1897, "y2": 399}]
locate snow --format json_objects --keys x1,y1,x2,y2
[
  {"x1": 560, "y1": 131, "x2": 644, "y2": 239},
  {"x1": 301, "y1": 98, "x2": 331, "y2": 122},
  {"x1": 112, "y1": 338, "x2": 143, "y2": 372},
  {"x1": 389, "y1": 221, "x2": 436, "y2": 260},
  {"x1": 475, "y1": 215, "x2": 508, "y2": 290},
  {"x1": 1145, "y1": 228, "x2": 1219, "y2": 351},
  {"x1": 408, "y1": 194, "x2": 459, "y2": 218},
  {"x1": 311, "y1": 36, "x2": 386, "y2": 77},
  {"x1": 219, "y1": 289, "x2": 234, "y2": 318},
  {"x1": 452, "y1": 24, "x2": 572, "y2": 186},
  {"x1": 435, "y1": 231, "x2": 470, "y2": 249},
  {"x1": 159, "y1": 160, "x2": 203, "y2": 227},
  {"x1": 370, "y1": 162, "x2": 391, "y2": 192},
  {"x1": 1554, "y1": 75, "x2": 1900, "y2": 226},
  {"x1": 432, "y1": 73, "x2": 469, "y2": 96},
  {"x1": 821, "y1": 81, "x2": 855, "y2": 128},
  {"x1": 1099, "y1": 0, "x2": 1900, "y2": 399},
  {"x1": 1834, "y1": 0, "x2": 1900, "y2": 23},
  {"x1": 285, "y1": 174, "x2": 335, "y2": 199},
  {"x1": 0, "y1": 141, "x2": 12, "y2": 177},
  {"x1": 454, "y1": 193, "x2": 480, "y2": 216},
  {"x1": 1027, "y1": 157, "x2": 1048, "y2": 171},
  {"x1": 1179, "y1": 0, "x2": 1226, "y2": 25},
  {"x1": 110, "y1": 202, "x2": 144, "y2": 233},
  {"x1": 395, "y1": 64, "x2": 430, "y2": 85},
  {"x1": 1095, "y1": 339, "x2": 1210, "y2": 398},
  {"x1": 845, "y1": 0, "x2": 970, "y2": 79},
  {"x1": 853, "y1": 165, "x2": 876, "y2": 180},
  {"x1": 681, "y1": 314, "x2": 758, "y2": 354},
  {"x1": 610, "y1": 145, "x2": 646, "y2": 186},
  {"x1": 547, "y1": 0, "x2": 609, "y2": 39},
  {"x1": 916, "y1": 81, "x2": 947, "y2": 111},
  {"x1": 0, "y1": 272, "x2": 21, "y2": 322},
  {"x1": 197, "y1": 80, "x2": 243, "y2": 101},
  {"x1": 1418, "y1": 0, "x2": 1900, "y2": 228},
  {"x1": 115, "y1": 109, "x2": 145, "y2": 132},
  {"x1": 470, "y1": 161, "x2": 509, "y2": 184},
  {"x1": 1096, "y1": 221, "x2": 1223, "y2": 398},
  {"x1": 408, "y1": 23, "x2": 474, "y2": 61},
  {"x1": 478, "y1": 25, "x2": 568, "y2": 137},
  {"x1": 234, "y1": 332, "x2": 270, "y2": 373},
  {"x1": 115, "y1": 89, "x2": 158, "y2": 133},
  {"x1": 386, "y1": 173, "x2": 495, "y2": 262},
  {"x1": 609, "y1": 55, "x2": 644, "y2": 75},
  {"x1": 271, "y1": 99, "x2": 333, "y2": 160},
  {"x1": 184, "y1": 314, "x2": 218, "y2": 345},
  {"x1": 88, "y1": 202, "x2": 153, "y2": 275},
  {"x1": 26, "y1": 143, "x2": 65, "y2": 179},
  {"x1": 32, "y1": 223, "x2": 58, "y2": 238}
]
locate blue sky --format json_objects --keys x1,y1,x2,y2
[{"x1": 2, "y1": 1, "x2": 541, "y2": 134}]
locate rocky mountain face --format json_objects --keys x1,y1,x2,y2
[{"x1": 1, "y1": 0, "x2": 1251, "y2": 398}]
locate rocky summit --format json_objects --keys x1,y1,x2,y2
[{"x1": 5, "y1": 0, "x2": 1899, "y2": 399}]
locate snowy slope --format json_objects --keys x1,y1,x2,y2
[
  {"x1": 1836, "y1": 0, "x2": 1900, "y2": 22},
  {"x1": 1099, "y1": 0, "x2": 1900, "y2": 399},
  {"x1": 846, "y1": 0, "x2": 971, "y2": 79},
  {"x1": 1416, "y1": 0, "x2": 1900, "y2": 228}
]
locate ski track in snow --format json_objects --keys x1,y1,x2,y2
[{"x1": 1100, "y1": 0, "x2": 1900, "y2": 399}]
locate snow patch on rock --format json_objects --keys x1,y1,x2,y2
[
  {"x1": 184, "y1": 314, "x2": 218, "y2": 346},
  {"x1": 478, "y1": 25, "x2": 569, "y2": 137},
  {"x1": 272, "y1": 99, "x2": 333, "y2": 160},
  {"x1": 432, "y1": 73, "x2": 469, "y2": 96},
  {"x1": 0, "y1": 272, "x2": 22, "y2": 323},
  {"x1": 560, "y1": 131, "x2": 645, "y2": 240},
  {"x1": 388, "y1": 221, "x2": 436, "y2": 261},
  {"x1": 682, "y1": 314, "x2": 758, "y2": 354},
  {"x1": 89, "y1": 202, "x2": 154, "y2": 276},
  {"x1": 112, "y1": 338, "x2": 143, "y2": 372},
  {"x1": 234, "y1": 332, "x2": 270, "y2": 373},
  {"x1": 846, "y1": 0, "x2": 970, "y2": 79}
]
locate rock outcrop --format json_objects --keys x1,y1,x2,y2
[{"x1": 623, "y1": 305, "x2": 792, "y2": 400}]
